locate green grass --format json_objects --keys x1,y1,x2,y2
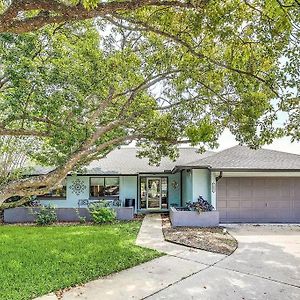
[{"x1": 0, "y1": 221, "x2": 162, "y2": 300}]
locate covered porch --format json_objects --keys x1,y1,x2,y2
[{"x1": 136, "y1": 169, "x2": 214, "y2": 213}]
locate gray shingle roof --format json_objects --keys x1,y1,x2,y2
[
  {"x1": 31, "y1": 145, "x2": 300, "y2": 175},
  {"x1": 84, "y1": 147, "x2": 214, "y2": 174},
  {"x1": 184, "y1": 145, "x2": 300, "y2": 171},
  {"x1": 31, "y1": 147, "x2": 215, "y2": 175}
]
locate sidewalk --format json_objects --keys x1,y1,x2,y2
[
  {"x1": 136, "y1": 214, "x2": 226, "y2": 265},
  {"x1": 36, "y1": 214, "x2": 225, "y2": 300}
]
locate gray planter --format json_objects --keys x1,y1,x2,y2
[
  {"x1": 4, "y1": 206, "x2": 134, "y2": 223},
  {"x1": 4, "y1": 207, "x2": 38, "y2": 223},
  {"x1": 4, "y1": 207, "x2": 92, "y2": 223},
  {"x1": 170, "y1": 207, "x2": 219, "y2": 227},
  {"x1": 115, "y1": 207, "x2": 134, "y2": 220}
]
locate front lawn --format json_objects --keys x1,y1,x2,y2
[{"x1": 0, "y1": 221, "x2": 161, "y2": 300}]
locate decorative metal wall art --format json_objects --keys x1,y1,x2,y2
[{"x1": 70, "y1": 178, "x2": 86, "y2": 195}]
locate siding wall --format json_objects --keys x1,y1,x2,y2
[
  {"x1": 119, "y1": 176, "x2": 138, "y2": 212},
  {"x1": 168, "y1": 173, "x2": 181, "y2": 207},
  {"x1": 39, "y1": 176, "x2": 90, "y2": 208},
  {"x1": 182, "y1": 170, "x2": 193, "y2": 205},
  {"x1": 211, "y1": 172, "x2": 217, "y2": 208},
  {"x1": 192, "y1": 169, "x2": 211, "y2": 203},
  {"x1": 39, "y1": 175, "x2": 138, "y2": 209}
]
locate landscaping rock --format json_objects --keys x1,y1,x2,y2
[{"x1": 162, "y1": 214, "x2": 237, "y2": 255}]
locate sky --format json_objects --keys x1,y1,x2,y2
[
  {"x1": 128, "y1": 131, "x2": 300, "y2": 155},
  {"x1": 218, "y1": 129, "x2": 300, "y2": 155},
  {"x1": 217, "y1": 109, "x2": 300, "y2": 155}
]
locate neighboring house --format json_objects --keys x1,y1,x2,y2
[{"x1": 36, "y1": 146, "x2": 300, "y2": 223}]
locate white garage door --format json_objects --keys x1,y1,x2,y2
[{"x1": 217, "y1": 177, "x2": 300, "y2": 223}]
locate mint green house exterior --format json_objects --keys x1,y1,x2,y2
[
  {"x1": 37, "y1": 147, "x2": 215, "y2": 213},
  {"x1": 37, "y1": 146, "x2": 300, "y2": 223}
]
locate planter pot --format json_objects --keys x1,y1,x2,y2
[
  {"x1": 115, "y1": 207, "x2": 134, "y2": 221},
  {"x1": 170, "y1": 207, "x2": 219, "y2": 227}
]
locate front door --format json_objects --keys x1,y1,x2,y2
[{"x1": 146, "y1": 178, "x2": 161, "y2": 209}]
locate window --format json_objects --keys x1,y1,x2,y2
[
  {"x1": 38, "y1": 179, "x2": 66, "y2": 199},
  {"x1": 90, "y1": 177, "x2": 119, "y2": 198}
]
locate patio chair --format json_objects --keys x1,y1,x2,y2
[{"x1": 77, "y1": 199, "x2": 90, "y2": 208}]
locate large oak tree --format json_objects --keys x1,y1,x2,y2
[{"x1": 0, "y1": 0, "x2": 299, "y2": 206}]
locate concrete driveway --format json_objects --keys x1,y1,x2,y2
[
  {"x1": 151, "y1": 224, "x2": 300, "y2": 300},
  {"x1": 38, "y1": 216, "x2": 300, "y2": 300}
]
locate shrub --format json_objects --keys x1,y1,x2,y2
[
  {"x1": 78, "y1": 216, "x2": 86, "y2": 224},
  {"x1": 89, "y1": 202, "x2": 116, "y2": 224},
  {"x1": 187, "y1": 196, "x2": 214, "y2": 213},
  {"x1": 35, "y1": 205, "x2": 57, "y2": 225},
  {"x1": 74, "y1": 208, "x2": 87, "y2": 224}
]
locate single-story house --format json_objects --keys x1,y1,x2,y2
[{"x1": 36, "y1": 145, "x2": 300, "y2": 223}]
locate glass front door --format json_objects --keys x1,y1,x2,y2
[
  {"x1": 147, "y1": 178, "x2": 161, "y2": 209},
  {"x1": 140, "y1": 176, "x2": 168, "y2": 210}
]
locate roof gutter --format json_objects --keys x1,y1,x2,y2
[{"x1": 210, "y1": 168, "x2": 300, "y2": 172}]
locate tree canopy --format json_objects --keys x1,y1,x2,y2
[{"x1": 0, "y1": 0, "x2": 299, "y2": 205}]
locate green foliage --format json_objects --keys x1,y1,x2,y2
[
  {"x1": 0, "y1": 222, "x2": 161, "y2": 300},
  {"x1": 0, "y1": 137, "x2": 34, "y2": 186},
  {"x1": 74, "y1": 208, "x2": 87, "y2": 223},
  {"x1": 185, "y1": 118, "x2": 219, "y2": 146},
  {"x1": 89, "y1": 202, "x2": 116, "y2": 224},
  {"x1": 0, "y1": 0, "x2": 298, "y2": 197},
  {"x1": 34, "y1": 205, "x2": 57, "y2": 226},
  {"x1": 79, "y1": 216, "x2": 86, "y2": 224}
]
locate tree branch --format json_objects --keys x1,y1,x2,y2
[
  {"x1": 87, "y1": 88, "x2": 115, "y2": 125},
  {"x1": 0, "y1": 0, "x2": 205, "y2": 33},
  {"x1": 0, "y1": 77, "x2": 10, "y2": 90},
  {"x1": 117, "y1": 69, "x2": 182, "y2": 118},
  {"x1": 0, "y1": 125, "x2": 49, "y2": 137},
  {"x1": 0, "y1": 132, "x2": 133, "y2": 203},
  {"x1": 0, "y1": 196, "x2": 32, "y2": 209},
  {"x1": 110, "y1": 13, "x2": 280, "y2": 97}
]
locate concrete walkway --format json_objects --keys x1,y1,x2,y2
[{"x1": 36, "y1": 215, "x2": 300, "y2": 300}]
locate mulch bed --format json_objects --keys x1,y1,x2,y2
[{"x1": 161, "y1": 213, "x2": 237, "y2": 255}]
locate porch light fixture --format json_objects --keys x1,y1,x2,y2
[{"x1": 212, "y1": 182, "x2": 216, "y2": 193}]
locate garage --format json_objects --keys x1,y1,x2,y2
[{"x1": 217, "y1": 177, "x2": 300, "y2": 223}]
